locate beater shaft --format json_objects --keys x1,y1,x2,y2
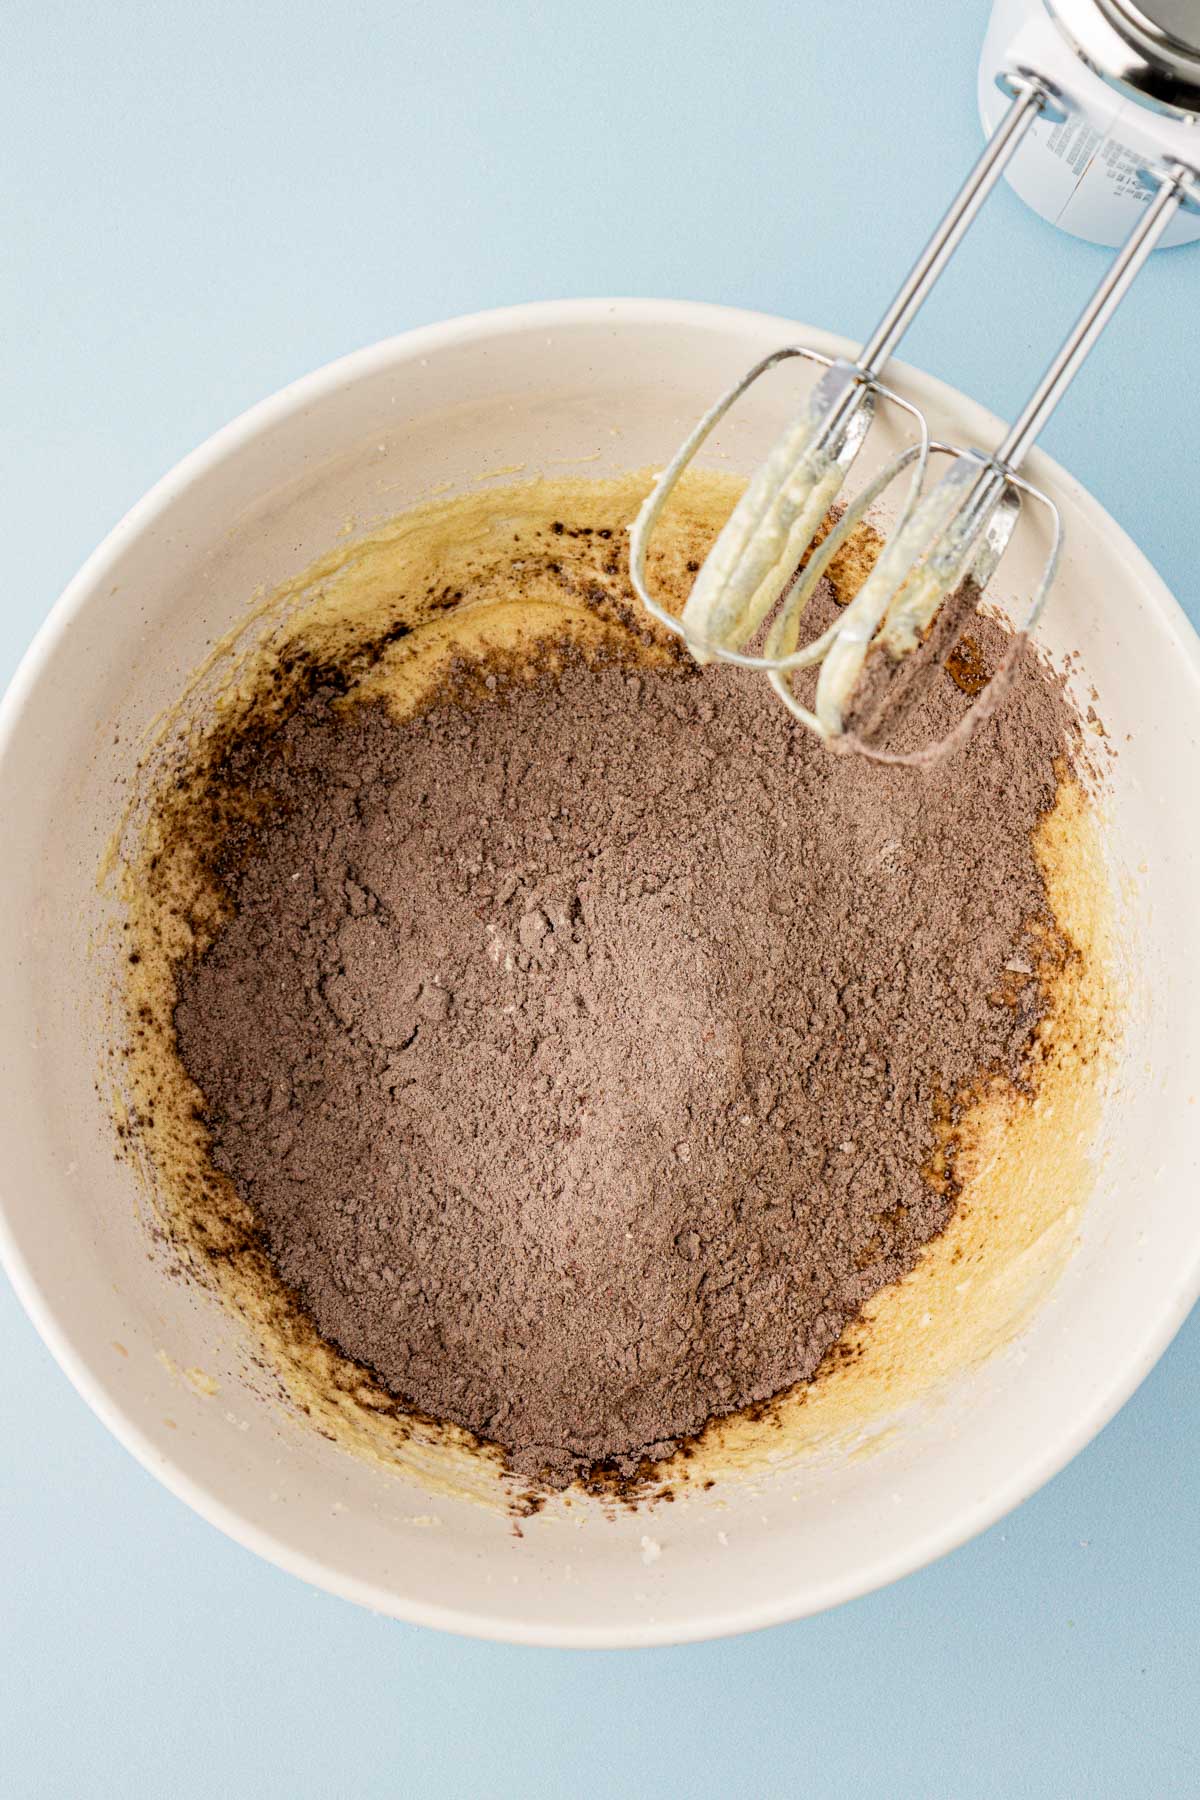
[
  {"x1": 997, "y1": 161, "x2": 1199, "y2": 469},
  {"x1": 859, "y1": 74, "x2": 1053, "y2": 375}
]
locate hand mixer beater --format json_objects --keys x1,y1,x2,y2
[{"x1": 629, "y1": 0, "x2": 1200, "y2": 761}]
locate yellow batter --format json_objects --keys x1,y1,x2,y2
[{"x1": 107, "y1": 470, "x2": 1117, "y2": 1513}]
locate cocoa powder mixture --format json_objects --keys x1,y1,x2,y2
[{"x1": 174, "y1": 620, "x2": 1078, "y2": 1487}]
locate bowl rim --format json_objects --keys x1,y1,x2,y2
[{"x1": 2, "y1": 296, "x2": 1200, "y2": 1649}]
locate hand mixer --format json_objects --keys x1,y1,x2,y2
[{"x1": 629, "y1": 0, "x2": 1200, "y2": 761}]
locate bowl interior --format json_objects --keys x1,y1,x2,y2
[{"x1": 2, "y1": 301, "x2": 1199, "y2": 1646}]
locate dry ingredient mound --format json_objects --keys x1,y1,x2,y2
[{"x1": 174, "y1": 634, "x2": 1076, "y2": 1486}]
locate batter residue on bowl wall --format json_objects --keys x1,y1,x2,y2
[{"x1": 106, "y1": 471, "x2": 1116, "y2": 1513}]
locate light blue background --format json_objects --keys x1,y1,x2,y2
[{"x1": 3, "y1": 2, "x2": 1198, "y2": 1795}]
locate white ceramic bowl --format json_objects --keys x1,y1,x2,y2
[{"x1": 2, "y1": 301, "x2": 1199, "y2": 1647}]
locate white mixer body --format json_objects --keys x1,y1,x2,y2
[{"x1": 979, "y1": 0, "x2": 1200, "y2": 246}]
